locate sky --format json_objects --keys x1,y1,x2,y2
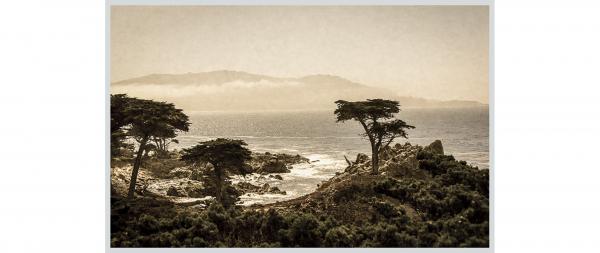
[{"x1": 111, "y1": 6, "x2": 489, "y2": 103}]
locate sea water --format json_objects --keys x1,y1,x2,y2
[{"x1": 173, "y1": 107, "x2": 489, "y2": 205}]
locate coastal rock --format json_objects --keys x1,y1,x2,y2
[
  {"x1": 168, "y1": 167, "x2": 192, "y2": 178},
  {"x1": 257, "y1": 160, "x2": 290, "y2": 174},
  {"x1": 261, "y1": 184, "x2": 286, "y2": 194},
  {"x1": 139, "y1": 177, "x2": 207, "y2": 198},
  {"x1": 247, "y1": 152, "x2": 309, "y2": 174},
  {"x1": 235, "y1": 182, "x2": 261, "y2": 193},
  {"x1": 235, "y1": 182, "x2": 287, "y2": 195},
  {"x1": 425, "y1": 140, "x2": 444, "y2": 155},
  {"x1": 380, "y1": 145, "x2": 401, "y2": 161},
  {"x1": 183, "y1": 183, "x2": 206, "y2": 198},
  {"x1": 166, "y1": 186, "x2": 185, "y2": 197},
  {"x1": 345, "y1": 143, "x2": 427, "y2": 176},
  {"x1": 269, "y1": 174, "x2": 284, "y2": 180},
  {"x1": 110, "y1": 166, "x2": 153, "y2": 197}
]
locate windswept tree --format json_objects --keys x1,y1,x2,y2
[
  {"x1": 112, "y1": 94, "x2": 190, "y2": 200},
  {"x1": 334, "y1": 99, "x2": 415, "y2": 175},
  {"x1": 180, "y1": 138, "x2": 252, "y2": 205}
]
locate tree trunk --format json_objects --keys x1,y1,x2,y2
[
  {"x1": 127, "y1": 135, "x2": 148, "y2": 200},
  {"x1": 143, "y1": 147, "x2": 150, "y2": 159},
  {"x1": 371, "y1": 154, "x2": 379, "y2": 175},
  {"x1": 371, "y1": 144, "x2": 379, "y2": 175},
  {"x1": 213, "y1": 166, "x2": 223, "y2": 203}
]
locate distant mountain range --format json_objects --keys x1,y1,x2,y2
[{"x1": 111, "y1": 70, "x2": 486, "y2": 111}]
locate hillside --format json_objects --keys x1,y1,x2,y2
[
  {"x1": 110, "y1": 140, "x2": 489, "y2": 247},
  {"x1": 111, "y1": 70, "x2": 485, "y2": 111}
]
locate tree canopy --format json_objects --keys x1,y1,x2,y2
[
  {"x1": 121, "y1": 96, "x2": 190, "y2": 140},
  {"x1": 110, "y1": 94, "x2": 190, "y2": 199}
]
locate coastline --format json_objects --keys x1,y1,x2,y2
[{"x1": 110, "y1": 139, "x2": 490, "y2": 247}]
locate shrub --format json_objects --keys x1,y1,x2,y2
[
  {"x1": 192, "y1": 236, "x2": 209, "y2": 247},
  {"x1": 324, "y1": 225, "x2": 356, "y2": 247},
  {"x1": 395, "y1": 231, "x2": 418, "y2": 247},
  {"x1": 332, "y1": 183, "x2": 367, "y2": 203},
  {"x1": 137, "y1": 214, "x2": 159, "y2": 235},
  {"x1": 260, "y1": 209, "x2": 287, "y2": 242},
  {"x1": 111, "y1": 144, "x2": 488, "y2": 248},
  {"x1": 287, "y1": 213, "x2": 321, "y2": 247},
  {"x1": 373, "y1": 201, "x2": 400, "y2": 218}
]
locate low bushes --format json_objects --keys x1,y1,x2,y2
[{"x1": 111, "y1": 149, "x2": 488, "y2": 247}]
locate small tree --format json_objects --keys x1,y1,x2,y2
[
  {"x1": 334, "y1": 99, "x2": 415, "y2": 174},
  {"x1": 180, "y1": 138, "x2": 252, "y2": 205},
  {"x1": 117, "y1": 95, "x2": 190, "y2": 199},
  {"x1": 150, "y1": 128, "x2": 179, "y2": 158}
]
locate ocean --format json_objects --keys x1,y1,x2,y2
[{"x1": 173, "y1": 107, "x2": 489, "y2": 205}]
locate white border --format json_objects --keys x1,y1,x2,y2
[{"x1": 105, "y1": 1, "x2": 494, "y2": 252}]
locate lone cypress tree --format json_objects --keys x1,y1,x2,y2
[{"x1": 334, "y1": 99, "x2": 415, "y2": 174}]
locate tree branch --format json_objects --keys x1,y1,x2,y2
[
  {"x1": 358, "y1": 118, "x2": 374, "y2": 144},
  {"x1": 382, "y1": 136, "x2": 396, "y2": 150}
]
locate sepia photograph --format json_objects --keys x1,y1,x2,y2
[
  {"x1": 7, "y1": 1, "x2": 600, "y2": 253},
  {"x1": 109, "y1": 3, "x2": 491, "y2": 248}
]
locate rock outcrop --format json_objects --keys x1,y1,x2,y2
[
  {"x1": 248, "y1": 152, "x2": 309, "y2": 174},
  {"x1": 254, "y1": 140, "x2": 487, "y2": 230},
  {"x1": 167, "y1": 186, "x2": 185, "y2": 197},
  {"x1": 269, "y1": 174, "x2": 284, "y2": 180},
  {"x1": 235, "y1": 182, "x2": 287, "y2": 195},
  {"x1": 424, "y1": 139, "x2": 444, "y2": 155},
  {"x1": 342, "y1": 142, "x2": 437, "y2": 180},
  {"x1": 256, "y1": 160, "x2": 290, "y2": 173}
]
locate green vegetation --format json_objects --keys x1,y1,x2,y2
[{"x1": 334, "y1": 99, "x2": 415, "y2": 174}]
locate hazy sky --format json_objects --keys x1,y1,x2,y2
[{"x1": 111, "y1": 6, "x2": 489, "y2": 103}]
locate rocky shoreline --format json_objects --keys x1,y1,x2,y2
[
  {"x1": 111, "y1": 151, "x2": 311, "y2": 205},
  {"x1": 111, "y1": 140, "x2": 489, "y2": 247}
]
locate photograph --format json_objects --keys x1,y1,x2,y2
[
  {"x1": 109, "y1": 4, "x2": 491, "y2": 248},
  {"x1": 6, "y1": 1, "x2": 600, "y2": 253}
]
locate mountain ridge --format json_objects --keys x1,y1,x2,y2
[{"x1": 111, "y1": 70, "x2": 486, "y2": 111}]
